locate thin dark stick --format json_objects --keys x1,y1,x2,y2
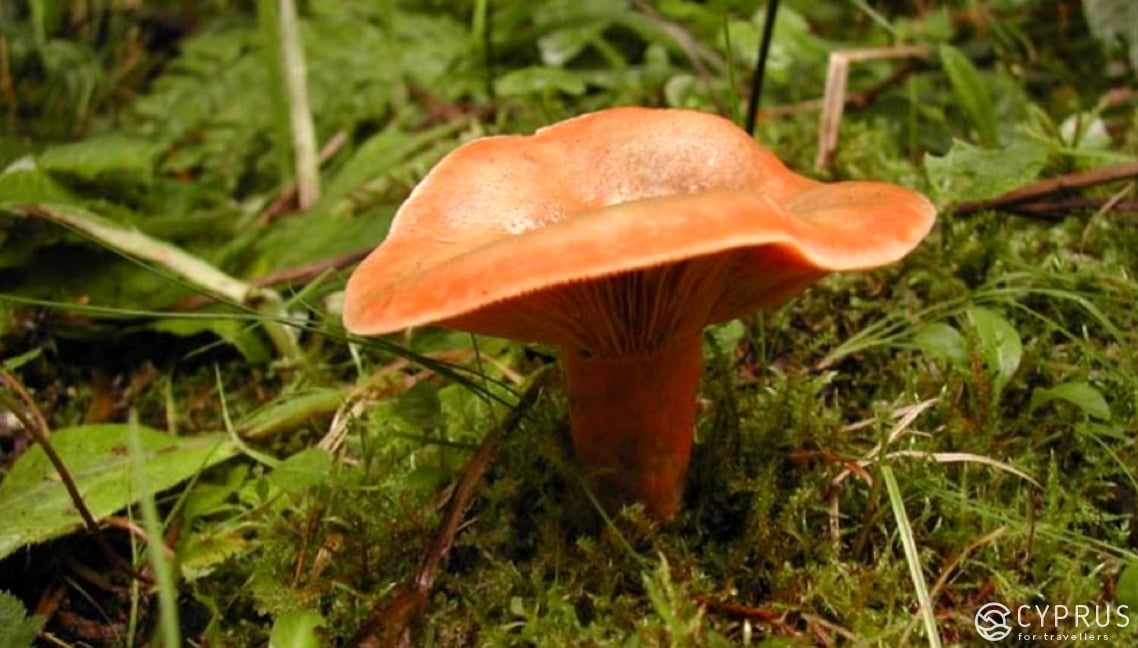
[
  {"x1": 0, "y1": 370, "x2": 150, "y2": 585},
  {"x1": 744, "y1": 0, "x2": 780, "y2": 135},
  {"x1": 955, "y1": 160, "x2": 1138, "y2": 215},
  {"x1": 351, "y1": 376, "x2": 547, "y2": 648},
  {"x1": 1010, "y1": 197, "x2": 1138, "y2": 217}
]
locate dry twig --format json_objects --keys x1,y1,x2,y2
[
  {"x1": 815, "y1": 45, "x2": 929, "y2": 170},
  {"x1": 0, "y1": 369, "x2": 151, "y2": 584},
  {"x1": 351, "y1": 376, "x2": 547, "y2": 648},
  {"x1": 954, "y1": 160, "x2": 1138, "y2": 215}
]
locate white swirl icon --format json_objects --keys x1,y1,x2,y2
[{"x1": 975, "y1": 602, "x2": 1012, "y2": 641}]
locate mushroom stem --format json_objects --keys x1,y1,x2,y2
[{"x1": 563, "y1": 335, "x2": 703, "y2": 520}]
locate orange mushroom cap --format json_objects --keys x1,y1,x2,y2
[
  {"x1": 343, "y1": 107, "x2": 935, "y2": 347},
  {"x1": 343, "y1": 107, "x2": 935, "y2": 519}
]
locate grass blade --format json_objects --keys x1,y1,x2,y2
[
  {"x1": 881, "y1": 463, "x2": 942, "y2": 648},
  {"x1": 128, "y1": 411, "x2": 181, "y2": 647}
]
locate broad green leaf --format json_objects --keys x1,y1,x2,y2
[
  {"x1": 183, "y1": 464, "x2": 249, "y2": 520},
  {"x1": 911, "y1": 322, "x2": 968, "y2": 367},
  {"x1": 320, "y1": 124, "x2": 459, "y2": 206},
  {"x1": 925, "y1": 138, "x2": 1048, "y2": 203},
  {"x1": 248, "y1": 204, "x2": 394, "y2": 274},
  {"x1": 939, "y1": 44, "x2": 998, "y2": 147},
  {"x1": 37, "y1": 135, "x2": 157, "y2": 185},
  {"x1": 267, "y1": 448, "x2": 333, "y2": 494},
  {"x1": 0, "y1": 591, "x2": 43, "y2": 648},
  {"x1": 1030, "y1": 382, "x2": 1111, "y2": 421},
  {"x1": 269, "y1": 609, "x2": 326, "y2": 648},
  {"x1": 0, "y1": 424, "x2": 238, "y2": 560},
  {"x1": 968, "y1": 307, "x2": 1021, "y2": 394},
  {"x1": 664, "y1": 74, "x2": 701, "y2": 109},
  {"x1": 495, "y1": 67, "x2": 587, "y2": 97}
]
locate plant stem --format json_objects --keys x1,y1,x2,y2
[
  {"x1": 744, "y1": 0, "x2": 780, "y2": 135},
  {"x1": 277, "y1": 0, "x2": 320, "y2": 208}
]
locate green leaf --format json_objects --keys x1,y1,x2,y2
[
  {"x1": 911, "y1": 322, "x2": 968, "y2": 367},
  {"x1": 925, "y1": 138, "x2": 1049, "y2": 203},
  {"x1": 249, "y1": 204, "x2": 394, "y2": 275},
  {"x1": 238, "y1": 388, "x2": 345, "y2": 440},
  {"x1": 494, "y1": 67, "x2": 587, "y2": 97},
  {"x1": 0, "y1": 168, "x2": 81, "y2": 206},
  {"x1": 320, "y1": 125, "x2": 455, "y2": 206},
  {"x1": 0, "y1": 424, "x2": 238, "y2": 560},
  {"x1": 707, "y1": 319, "x2": 746, "y2": 358},
  {"x1": 267, "y1": 448, "x2": 333, "y2": 495},
  {"x1": 1030, "y1": 382, "x2": 1112, "y2": 421},
  {"x1": 269, "y1": 609, "x2": 326, "y2": 648},
  {"x1": 37, "y1": 135, "x2": 157, "y2": 185},
  {"x1": 938, "y1": 44, "x2": 998, "y2": 147},
  {"x1": 2, "y1": 347, "x2": 43, "y2": 372},
  {"x1": 968, "y1": 307, "x2": 1021, "y2": 394},
  {"x1": 0, "y1": 591, "x2": 44, "y2": 648}
]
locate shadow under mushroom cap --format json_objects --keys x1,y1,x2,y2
[{"x1": 343, "y1": 107, "x2": 936, "y2": 343}]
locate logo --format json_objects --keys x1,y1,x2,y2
[
  {"x1": 973, "y1": 601, "x2": 1130, "y2": 642},
  {"x1": 975, "y1": 602, "x2": 1013, "y2": 641}
]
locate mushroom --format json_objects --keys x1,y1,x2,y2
[{"x1": 343, "y1": 107, "x2": 935, "y2": 520}]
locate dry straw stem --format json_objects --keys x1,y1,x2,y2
[
  {"x1": 829, "y1": 398, "x2": 936, "y2": 558},
  {"x1": 278, "y1": 0, "x2": 320, "y2": 209},
  {"x1": 19, "y1": 203, "x2": 303, "y2": 360},
  {"x1": 815, "y1": 45, "x2": 929, "y2": 170},
  {"x1": 22, "y1": 204, "x2": 255, "y2": 305},
  {"x1": 830, "y1": 397, "x2": 1039, "y2": 492}
]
